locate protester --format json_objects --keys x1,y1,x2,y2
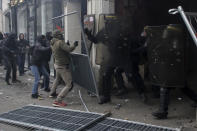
[
  {"x1": 17, "y1": 33, "x2": 29, "y2": 76},
  {"x1": 49, "y1": 30, "x2": 78, "y2": 107},
  {"x1": 30, "y1": 35, "x2": 51, "y2": 99},
  {"x1": 3, "y1": 33, "x2": 20, "y2": 85},
  {"x1": 40, "y1": 32, "x2": 52, "y2": 89},
  {"x1": 0, "y1": 32, "x2": 3, "y2": 65}
]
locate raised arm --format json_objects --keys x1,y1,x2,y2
[{"x1": 60, "y1": 40, "x2": 78, "y2": 53}]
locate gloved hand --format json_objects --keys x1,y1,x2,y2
[
  {"x1": 67, "y1": 40, "x2": 70, "y2": 45},
  {"x1": 10, "y1": 50, "x2": 15, "y2": 54},
  {"x1": 74, "y1": 41, "x2": 78, "y2": 47},
  {"x1": 84, "y1": 28, "x2": 92, "y2": 36}
]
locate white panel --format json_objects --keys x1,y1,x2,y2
[
  {"x1": 87, "y1": 0, "x2": 92, "y2": 15},
  {"x1": 64, "y1": 0, "x2": 81, "y2": 53},
  {"x1": 109, "y1": 0, "x2": 115, "y2": 14},
  {"x1": 17, "y1": 6, "x2": 27, "y2": 35},
  {"x1": 102, "y1": 0, "x2": 109, "y2": 14},
  {"x1": 101, "y1": 0, "x2": 115, "y2": 14},
  {"x1": 2, "y1": 0, "x2": 10, "y2": 33},
  {"x1": 41, "y1": 0, "x2": 46, "y2": 34},
  {"x1": 2, "y1": 0, "x2": 9, "y2": 12},
  {"x1": 64, "y1": 1, "x2": 68, "y2": 41},
  {"x1": 0, "y1": 11, "x2": 2, "y2": 31}
]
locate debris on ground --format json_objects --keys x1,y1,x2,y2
[{"x1": 115, "y1": 104, "x2": 121, "y2": 110}]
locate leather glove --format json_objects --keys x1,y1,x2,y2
[
  {"x1": 84, "y1": 28, "x2": 92, "y2": 36},
  {"x1": 67, "y1": 40, "x2": 70, "y2": 45},
  {"x1": 74, "y1": 41, "x2": 78, "y2": 47},
  {"x1": 10, "y1": 50, "x2": 15, "y2": 54}
]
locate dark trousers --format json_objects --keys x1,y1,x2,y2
[
  {"x1": 4, "y1": 56, "x2": 17, "y2": 82},
  {"x1": 128, "y1": 63, "x2": 145, "y2": 94},
  {"x1": 159, "y1": 87, "x2": 197, "y2": 113},
  {"x1": 27, "y1": 53, "x2": 31, "y2": 69},
  {"x1": 99, "y1": 62, "x2": 146, "y2": 98},
  {"x1": 45, "y1": 62, "x2": 50, "y2": 74},
  {"x1": 115, "y1": 66, "x2": 145, "y2": 95},
  {"x1": 99, "y1": 66, "x2": 115, "y2": 98},
  {"x1": 114, "y1": 68, "x2": 127, "y2": 90},
  {"x1": 18, "y1": 53, "x2": 26, "y2": 75},
  {"x1": 41, "y1": 62, "x2": 50, "y2": 88},
  {"x1": 0, "y1": 50, "x2": 3, "y2": 65}
]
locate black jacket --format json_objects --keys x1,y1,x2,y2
[
  {"x1": 3, "y1": 36, "x2": 18, "y2": 58},
  {"x1": 18, "y1": 39, "x2": 29, "y2": 54},
  {"x1": 43, "y1": 40, "x2": 52, "y2": 63},
  {"x1": 30, "y1": 43, "x2": 50, "y2": 66}
]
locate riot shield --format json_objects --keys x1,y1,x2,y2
[
  {"x1": 145, "y1": 25, "x2": 186, "y2": 87},
  {"x1": 95, "y1": 14, "x2": 130, "y2": 68}
]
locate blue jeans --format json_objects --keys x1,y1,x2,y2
[
  {"x1": 18, "y1": 53, "x2": 26, "y2": 75},
  {"x1": 31, "y1": 65, "x2": 49, "y2": 95}
]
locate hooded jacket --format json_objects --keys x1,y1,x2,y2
[
  {"x1": 51, "y1": 30, "x2": 76, "y2": 66},
  {"x1": 30, "y1": 36, "x2": 51, "y2": 66},
  {"x1": 3, "y1": 33, "x2": 18, "y2": 58},
  {"x1": 18, "y1": 38, "x2": 29, "y2": 54}
]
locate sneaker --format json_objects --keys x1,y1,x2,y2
[
  {"x1": 52, "y1": 101, "x2": 67, "y2": 107},
  {"x1": 44, "y1": 88, "x2": 51, "y2": 92},
  {"x1": 98, "y1": 96, "x2": 111, "y2": 104},
  {"x1": 49, "y1": 92, "x2": 58, "y2": 98},
  {"x1": 115, "y1": 89, "x2": 128, "y2": 96},
  {"x1": 12, "y1": 80, "x2": 21, "y2": 83},
  {"x1": 19, "y1": 73, "x2": 24, "y2": 76},
  {"x1": 5, "y1": 80, "x2": 11, "y2": 85},
  {"x1": 31, "y1": 94, "x2": 43, "y2": 100},
  {"x1": 139, "y1": 93, "x2": 148, "y2": 104},
  {"x1": 152, "y1": 110, "x2": 168, "y2": 119}
]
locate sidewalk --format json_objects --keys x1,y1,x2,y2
[{"x1": 0, "y1": 66, "x2": 196, "y2": 131}]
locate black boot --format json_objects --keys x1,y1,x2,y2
[
  {"x1": 182, "y1": 87, "x2": 197, "y2": 103},
  {"x1": 98, "y1": 96, "x2": 111, "y2": 104},
  {"x1": 98, "y1": 69, "x2": 113, "y2": 104},
  {"x1": 5, "y1": 79, "x2": 11, "y2": 85},
  {"x1": 12, "y1": 79, "x2": 21, "y2": 83},
  {"x1": 115, "y1": 88, "x2": 128, "y2": 96},
  {"x1": 152, "y1": 85, "x2": 160, "y2": 99},
  {"x1": 49, "y1": 92, "x2": 58, "y2": 98},
  {"x1": 152, "y1": 88, "x2": 170, "y2": 119},
  {"x1": 139, "y1": 93, "x2": 148, "y2": 103}
]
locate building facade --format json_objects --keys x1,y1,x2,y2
[
  {"x1": 7, "y1": 0, "x2": 85, "y2": 49},
  {"x1": 9, "y1": 0, "x2": 63, "y2": 45},
  {"x1": 0, "y1": 0, "x2": 10, "y2": 33},
  {"x1": 0, "y1": 0, "x2": 2, "y2": 31}
]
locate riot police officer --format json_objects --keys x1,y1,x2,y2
[
  {"x1": 145, "y1": 25, "x2": 197, "y2": 119},
  {"x1": 114, "y1": 31, "x2": 148, "y2": 102},
  {"x1": 85, "y1": 26, "x2": 119, "y2": 104},
  {"x1": 85, "y1": 20, "x2": 147, "y2": 104}
]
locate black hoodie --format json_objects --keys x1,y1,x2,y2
[
  {"x1": 3, "y1": 33, "x2": 18, "y2": 58},
  {"x1": 30, "y1": 36, "x2": 50, "y2": 66}
]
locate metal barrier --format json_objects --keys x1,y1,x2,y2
[
  {"x1": 0, "y1": 105, "x2": 180, "y2": 131},
  {"x1": 169, "y1": 6, "x2": 197, "y2": 47}
]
